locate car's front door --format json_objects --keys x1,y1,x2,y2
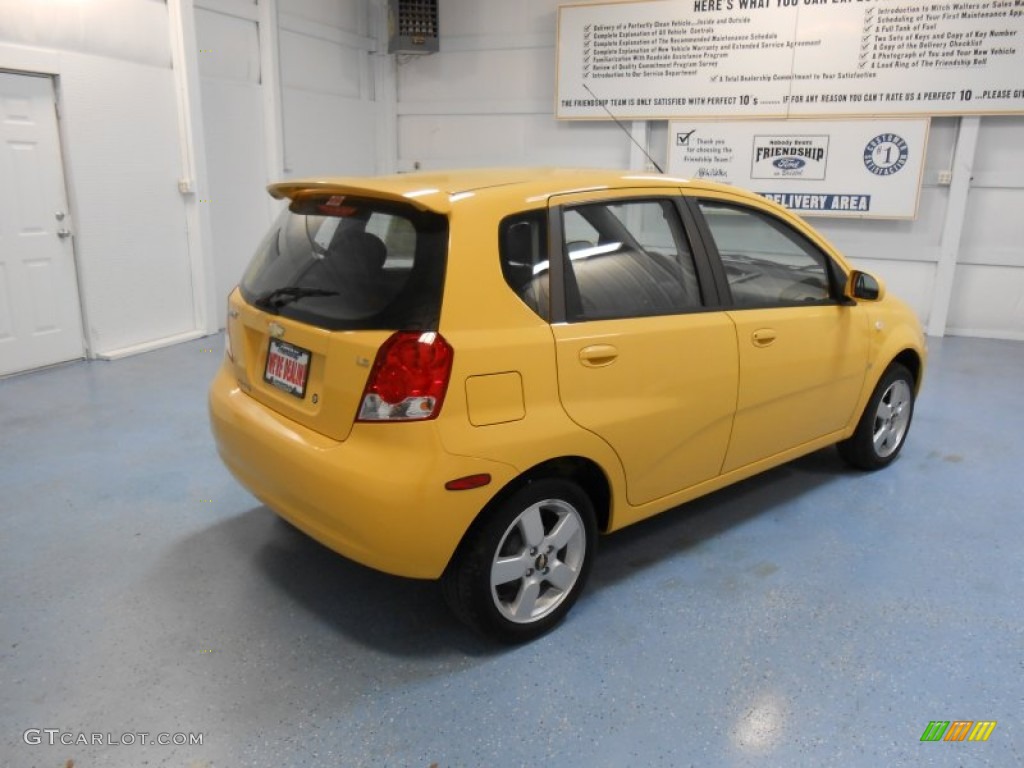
[
  {"x1": 549, "y1": 190, "x2": 737, "y2": 508},
  {"x1": 691, "y1": 196, "x2": 870, "y2": 472}
]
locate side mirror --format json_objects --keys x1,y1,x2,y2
[{"x1": 846, "y1": 270, "x2": 885, "y2": 302}]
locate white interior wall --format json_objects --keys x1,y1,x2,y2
[
  {"x1": 396, "y1": 0, "x2": 631, "y2": 170},
  {"x1": 277, "y1": 0, "x2": 377, "y2": 178},
  {"x1": 60, "y1": 52, "x2": 197, "y2": 355},
  {"x1": 195, "y1": 0, "x2": 380, "y2": 314},
  {"x1": 0, "y1": 0, "x2": 172, "y2": 69},
  {"x1": 946, "y1": 116, "x2": 1024, "y2": 339},
  {"x1": 810, "y1": 119, "x2": 958, "y2": 327},
  {"x1": 195, "y1": 2, "x2": 272, "y2": 309},
  {"x1": 394, "y1": 0, "x2": 1024, "y2": 341},
  {"x1": 0, "y1": 0, "x2": 204, "y2": 357}
]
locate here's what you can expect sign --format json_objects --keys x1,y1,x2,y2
[
  {"x1": 667, "y1": 118, "x2": 929, "y2": 218},
  {"x1": 557, "y1": 0, "x2": 1024, "y2": 119}
]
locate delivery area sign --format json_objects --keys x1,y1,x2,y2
[{"x1": 667, "y1": 118, "x2": 929, "y2": 219}]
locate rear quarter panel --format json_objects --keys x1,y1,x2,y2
[{"x1": 433, "y1": 195, "x2": 630, "y2": 527}]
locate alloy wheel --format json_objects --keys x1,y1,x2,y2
[{"x1": 490, "y1": 498, "x2": 587, "y2": 624}]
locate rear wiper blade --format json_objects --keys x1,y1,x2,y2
[{"x1": 254, "y1": 286, "x2": 338, "y2": 311}]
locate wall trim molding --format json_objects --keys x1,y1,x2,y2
[
  {"x1": 928, "y1": 117, "x2": 981, "y2": 337},
  {"x1": 946, "y1": 327, "x2": 1024, "y2": 342},
  {"x1": 438, "y1": 33, "x2": 555, "y2": 53},
  {"x1": 195, "y1": 0, "x2": 259, "y2": 22},
  {"x1": 95, "y1": 330, "x2": 210, "y2": 360},
  {"x1": 397, "y1": 99, "x2": 552, "y2": 116},
  {"x1": 169, "y1": 0, "x2": 218, "y2": 335},
  {"x1": 278, "y1": 13, "x2": 376, "y2": 50}
]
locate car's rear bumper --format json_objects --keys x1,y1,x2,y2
[{"x1": 208, "y1": 362, "x2": 515, "y2": 579}]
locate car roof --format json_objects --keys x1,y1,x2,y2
[{"x1": 268, "y1": 168, "x2": 741, "y2": 214}]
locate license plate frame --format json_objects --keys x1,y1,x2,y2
[{"x1": 263, "y1": 338, "x2": 311, "y2": 399}]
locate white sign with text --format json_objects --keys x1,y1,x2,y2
[
  {"x1": 557, "y1": 0, "x2": 1024, "y2": 119},
  {"x1": 667, "y1": 118, "x2": 930, "y2": 218}
]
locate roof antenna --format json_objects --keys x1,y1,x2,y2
[{"x1": 582, "y1": 82, "x2": 664, "y2": 174}]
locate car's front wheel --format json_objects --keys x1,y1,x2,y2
[
  {"x1": 442, "y1": 478, "x2": 597, "y2": 643},
  {"x1": 838, "y1": 362, "x2": 915, "y2": 470}
]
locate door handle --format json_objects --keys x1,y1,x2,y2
[
  {"x1": 56, "y1": 229, "x2": 72, "y2": 239},
  {"x1": 579, "y1": 344, "x2": 618, "y2": 367},
  {"x1": 751, "y1": 328, "x2": 777, "y2": 347}
]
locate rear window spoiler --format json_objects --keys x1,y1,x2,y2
[{"x1": 268, "y1": 180, "x2": 452, "y2": 215}]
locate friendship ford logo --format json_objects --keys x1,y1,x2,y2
[
  {"x1": 773, "y1": 157, "x2": 806, "y2": 170},
  {"x1": 751, "y1": 134, "x2": 829, "y2": 180}
]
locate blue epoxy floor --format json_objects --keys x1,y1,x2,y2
[{"x1": 1, "y1": 335, "x2": 1022, "y2": 767}]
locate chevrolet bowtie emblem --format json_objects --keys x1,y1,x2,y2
[{"x1": 268, "y1": 322, "x2": 285, "y2": 338}]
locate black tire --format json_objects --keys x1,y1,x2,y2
[
  {"x1": 442, "y1": 478, "x2": 597, "y2": 643},
  {"x1": 838, "y1": 363, "x2": 915, "y2": 471}
]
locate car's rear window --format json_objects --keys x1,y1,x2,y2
[{"x1": 239, "y1": 194, "x2": 448, "y2": 331}]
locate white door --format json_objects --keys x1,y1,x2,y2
[{"x1": 0, "y1": 72, "x2": 85, "y2": 376}]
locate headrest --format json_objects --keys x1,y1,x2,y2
[{"x1": 338, "y1": 231, "x2": 387, "y2": 271}]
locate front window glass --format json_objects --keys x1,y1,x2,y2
[
  {"x1": 239, "y1": 195, "x2": 447, "y2": 331},
  {"x1": 698, "y1": 201, "x2": 834, "y2": 307}
]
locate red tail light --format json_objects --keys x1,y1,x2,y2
[{"x1": 357, "y1": 331, "x2": 454, "y2": 422}]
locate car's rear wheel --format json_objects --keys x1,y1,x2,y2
[
  {"x1": 838, "y1": 362, "x2": 915, "y2": 470},
  {"x1": 442, "y1": 479, "x2": 597, "y2": 643}
]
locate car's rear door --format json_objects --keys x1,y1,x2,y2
[
  {"x1": 687, "y1": 194, "x2": 869, "y2": 472},
  {"x1": 549, "y1": 189, "x2": 738, "y2": 508}
]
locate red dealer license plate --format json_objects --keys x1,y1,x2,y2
[{"x1": 263, "y1": 339, "x2": 311, "y2": 398}]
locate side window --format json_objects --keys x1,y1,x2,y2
[
  {"x1": 697, "y1": 201, "x2": 835, "y2": 307},
  {"x1": 499, "y1": 211, "x2": 549, "y2": 320},
  {"x1": 563, "y1": 199, "x2": 701, "y2": 321}
]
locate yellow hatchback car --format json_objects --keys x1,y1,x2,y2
[{"x1": 209, "y1": 168, "x2": 925, "y2": 642}]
